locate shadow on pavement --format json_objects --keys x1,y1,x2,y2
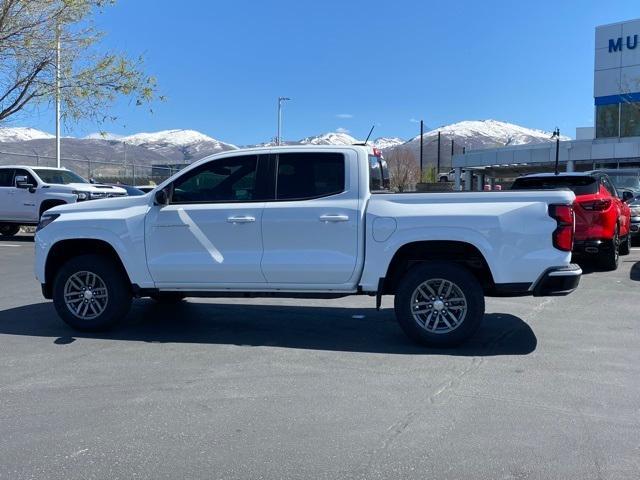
[
  {"x1": 0, "y1": 235, "x2": 34, "y2": 243},
  {"x1": 0, "y1": 300, "x2": 537, "y2": 356}
]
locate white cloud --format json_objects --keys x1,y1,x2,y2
[
  {"x1": 336, "y1": 113, "x2": 353, "y2": 119},
  {"x1": 409, "y1": 118, "x2": 420, "y2": 123},
  {"x1": 336, "y1": 127, "x2": 350, "y2": 134}
]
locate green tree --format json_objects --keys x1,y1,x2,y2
[{"x1": 0, "y1": 0, "x2": 160, "y2": 124}]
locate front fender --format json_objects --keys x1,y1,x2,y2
[{"x1": 34, "y1": 210, "x2": 153, "y2": 288}]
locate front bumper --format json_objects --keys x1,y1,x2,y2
[{"x1": 532, "y1": 264, "x2": 582, "y2": 297}]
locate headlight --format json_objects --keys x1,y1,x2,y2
[
  {"x1": 73, "y1": 190, "x2": 90, "y2": 201},
  {"x1": 36, "y1": 214, "x2": 59, "y2": 232},
  {"x1": 631, "y1": 206, "x2": 640, "y2": 216}
]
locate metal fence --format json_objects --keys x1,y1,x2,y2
[{"x1": 0, "y1": 149, "x2": 183, "y2": 186}]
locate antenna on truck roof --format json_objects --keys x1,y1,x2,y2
[{"x1": 353, "y1": 125, "x2": 375, "y2": 146}]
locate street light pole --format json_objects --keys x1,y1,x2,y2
[
  {"x1": 419, "y1": 120, "x2": 424, "y2": 174},
  {"x1": 552, "y1": 127, "x2": 560, "y2": 175},
  {"x1": 55, "y1": 23, "x2": 61, "y2": 168},
  {"x1": 276, "y1": 97, "x2": 290, "y2": 145}
]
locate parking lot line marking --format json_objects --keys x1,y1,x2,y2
[{"x1": 0, "y1": 244, "x2": 22, "y2": 247}]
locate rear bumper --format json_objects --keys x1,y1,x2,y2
[
  {"x1": 532, "y1": 264, "x2": 582, "y2": 297},
  {"x1": 573, "y1": 239, "x2": 613, "y2": 254}
]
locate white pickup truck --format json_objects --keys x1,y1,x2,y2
[
  {"x1": 34, "y1": 146, "x2": 581, "y2": 346},
  {"x1": 0, "y1": 166, "x2": 127, "y2": 237}
]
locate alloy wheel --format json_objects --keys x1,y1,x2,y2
[
  {"x1": 410, "y1": 278, "x2": 468, "y2": 334},
  {"x1": 63, "y1": 271, "x2": 109, "y2": 320}
]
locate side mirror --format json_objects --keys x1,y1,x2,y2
[
  {"x1": 622, "y1": 190, "x2": 635, "y2": 203},
  {"x1": 15, "y1": 175, "x2": 35, "y2": 191},
  {"x1": 155, "y1": 188, "x2": 169, "y2": 206}
]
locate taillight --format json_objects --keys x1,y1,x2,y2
[
  {"x1": 580, "y1": 199, "x2": 611, "y2": 211},
  {"x1": 549, "y1": 204, "x2": 574, "y2": 252}
]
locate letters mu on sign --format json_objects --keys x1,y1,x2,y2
[{"x1": 609, "y1": 34, "x2": 638, "y2": 53}]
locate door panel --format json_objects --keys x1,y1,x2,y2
[
  {"x1": 261, "y1": 197, "x2": 359, "y2": 284},
  {"x1": 260, "y1": 151, "x2": 360, "y2": 285},
  {"x1": 145, "y1": 203, "x2": 266, "y2": 285},
  {"x1": 0, "y1": 169, "x2": 16, "y2": 220},
  {"x1": 12, "y1": 169, "x2": 38, "y2": 222},
  {"x1": 144, "y1": 153, "x2": 268, "y2": 287}
]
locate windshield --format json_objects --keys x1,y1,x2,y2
[
  {"x1": 511, "y1": 176, "x2": 598, "y2": 195},
  {"x1": 34, "y1": 169, "x2": 88, "y2": 185},
  {"x1": 605, "y1": 173, "x2": 640, "y2": 193}
]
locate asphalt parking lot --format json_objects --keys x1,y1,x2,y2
[{"x1": 1, "y1": 234, "x2": 639, "y2": 480}]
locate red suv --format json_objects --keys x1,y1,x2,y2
[{"x1": 512, "y1": 172, "x2": 632, "y2": 270}]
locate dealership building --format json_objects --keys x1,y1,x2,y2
[{"x1": 453, "y1": 18, "x2": 640, "y2": 189}]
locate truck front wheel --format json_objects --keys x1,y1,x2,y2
[
  {"x1": 52, "y1": 254, "x2": 132, "y2": 331},
  {"x1": 394, "y1": 262, "x2": 485, "y2": 347}
]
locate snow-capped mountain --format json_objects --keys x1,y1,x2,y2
[
  {"x1": 84, "y1": 132, "x2": 124, "y2": 141},
  {"x1": 120, "y1": 129, "x2": 221, "y2": 147},
  {"x1": 371, "y1": 137, "x2": 405, "y2": 150},
  {"x1": 119, "y1": 129, "x2": 238, "y2": 160},
  {"x1": 406, "y1": 120, "x2": 570, "y2": 149},
  {"x1": 299, "y1": 132, "x2": 359, "y2": 146},
  {"x1": 398, "y1": 119, "x2": 572, "y2": 171},
  {"x1": 0, "y1": 127, "x2": 54, "y2": 142}
]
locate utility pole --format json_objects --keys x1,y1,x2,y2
[
  {"x1": 276, "y1": 97, "x2": 290, "y2": 146},
  {"x1": 55, "y1": 23, "x2": 61, "y2": 168},
  {"x1": 552, "y1": 127, "x2": 560, "y2": 175},
  {"x1": 437, "y1": 131, "x2": 441, "y2": 174},
  {"x1": 419, "y1": 120, "x2": 424, "y2": 175},
  {"x1": 450, "y1": 139, "x2": 454, "y2": 169}
]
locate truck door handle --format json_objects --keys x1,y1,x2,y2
[
  {"x1": 227, "y1": 215, "x2": 256, "y2": 224},
  {"x1": 319, "y1": 214, "x2": 349, "y2": 222}
]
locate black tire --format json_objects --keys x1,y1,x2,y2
[
  {"x1": 52, "y1": 254, "x2": 132, "y2": 331},
  {"x1": 619, "y1": 233, "x2": 631, "y2": 256},
  {"x1": 0, "y1": 224, "x2": 20, "y2": 237},
  {"x1": 394, "y1": 262, "x2": 485, "y2": 348},
  {"x1": 150, "y1": 292, "x2": 186, "y2": 304},
  {"x1": 597, "y1": 226, "x2": 620, "y2": 271}
]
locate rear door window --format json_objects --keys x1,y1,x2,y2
[
  {"x1": 511, "y1": 176, "x2": 598, "y2": 195},
  {"x1": 0, "y1": 169, "x2": 14, "y2": 187},
  {"x1": 275, "y1": 152, "x2": 345, "y2": 200},
  {"x1": 600, "y1": 176, "x2": 617, "y2": 197}
]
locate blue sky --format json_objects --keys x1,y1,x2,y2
[{"x1": 17, "y1": 0, "x2": 640, "y2": 144}]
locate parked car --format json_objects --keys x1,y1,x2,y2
[
  {"x1": 628, "y1": 195, "x2": 640, "y2": 238},
  {"x1": 105, "y1": 184, "x2": 146, "y2": 196},
  {"x1": 511, "y1": 172, "x2": 632, "y2": 270},
  {"x1": 135, "y1": 185, "x2": 155, "y2": 194},
  {"x1": 34, "y1": 146, "x2": 581, "y2": 347},
  {"x1": 588, "y1": 169, "x2": 640, "y2": 238},
  {"x1": 591, "y1": 168, "x2": 640, "y2": 195},
  {"x1": 0, "y1": 166, "x2": 127, "y2": 238}
]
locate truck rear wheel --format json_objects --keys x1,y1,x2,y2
[
  {"x1": 52, "y1": 254, "x2": 132, "y2": 331},
  {"x1": 0, "y1": 224, "x2": 20, "y2": 237},
  {"x1": 394, "y1": 262, "x2": 485, "y2": 347}
]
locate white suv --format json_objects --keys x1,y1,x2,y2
[{"x1": 0, "y1": 166, "x2": 127, "y2": 237}]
